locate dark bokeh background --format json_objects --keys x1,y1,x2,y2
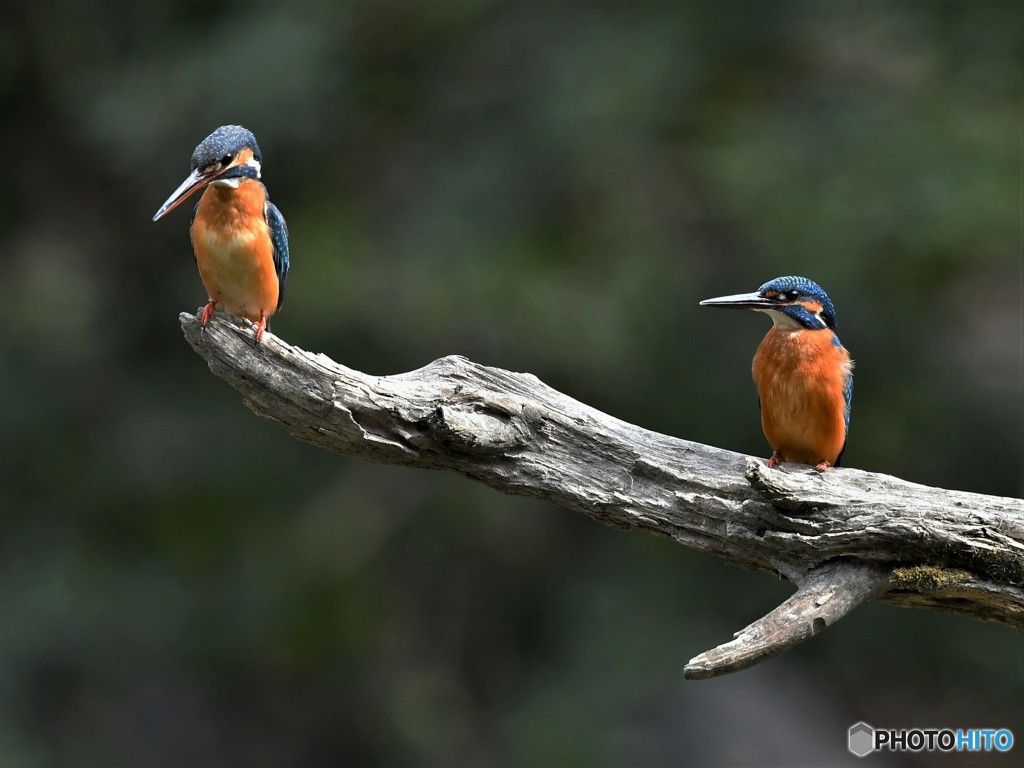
[{"x1": 2, "y1": 3, "x2": 1021, "y2": 767}]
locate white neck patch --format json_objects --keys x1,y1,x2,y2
[
  {"x1": 756, "y1": 308, "x2": 802, "y2": 328},
  {"x1": 755, "y1": 306, "x2": 826, "y2": 330}
]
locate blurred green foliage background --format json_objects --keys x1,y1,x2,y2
[{"x1": 2, "y1": 2, "x2": 1021, "y2": 766}]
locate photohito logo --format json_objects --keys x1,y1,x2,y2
[{"x1": 848, "y1": 722, "x2": 1014, "y2": 757}]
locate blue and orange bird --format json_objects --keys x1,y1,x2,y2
[
  {"x1": 153, "y1": 125, "x2": 289, "y2": 343},
  {"x1": 700, "y1": 276, "x2": 853, "y2": 472}
]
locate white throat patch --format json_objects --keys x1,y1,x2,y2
[
  {"x1": 755, "y1": 306, "x2": 826, "y2": 330},
  {"x1": 756, "y1": 308, "x2": 802, "y2": 328}
]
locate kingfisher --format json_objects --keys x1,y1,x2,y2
[
  {"x1": 153, "y1": 125, "x2": 289, "y2": 343},
  {"x1": 700, "y1": 276, "x2": 853, "y2": 472}
]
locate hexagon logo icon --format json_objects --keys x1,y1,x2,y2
[{"x1": 848, "y1": 722, "x2": 875, "y2": 758}]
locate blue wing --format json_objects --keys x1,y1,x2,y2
[
  {"x1": 264, "y1": 200, "x2": 290, "y2": 311},
  {"x1": 842, "y1": 370, "x2": 853, "y2": 431},
  {"x1": 835, "y1": 337, "x2": 854, "y2": 467}
]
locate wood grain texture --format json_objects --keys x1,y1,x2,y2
[{"x1": 181, "y1": 310, "x2": 1024, "y2": 678}]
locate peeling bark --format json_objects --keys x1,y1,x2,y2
[{"x1": 181, "y1": 311, "x2": 1024, "y2": 678}]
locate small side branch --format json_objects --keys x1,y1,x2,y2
[
  {"x1": 684, "y1": 561, "x2": 892, "y2": 679},
  {"x1": 180, "y1": 311, "x2": 1024, "y2": 676}
]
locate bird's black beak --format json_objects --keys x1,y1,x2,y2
[
  {"x1": 152, "y1": 166, "x2": 225, "y2": 221},
  {"x1": 699, "y1": 291, "x2": 780, "y2": 310}
]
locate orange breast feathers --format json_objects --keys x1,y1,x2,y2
[
  {"x1": 190, "y1": 180, "x2": 279, "y2": 325},
  {"x1": 752, "y1": 327, "x2": 853, "y2": 467}
]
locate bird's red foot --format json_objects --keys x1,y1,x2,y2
[
  {"x1": 253, "y1": 312, "x2": 268, "y2": 344},
  {"x1": 813, "y1": 460, "x2": 831, "y2": 473},
  {"x1": 767, "y1": 451, "x2": 783, "y2": 468},
  {"x1": 200, "y1": 300, "x2": 217, "y2": 331}
]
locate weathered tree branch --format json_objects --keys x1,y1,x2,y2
[
  {"x1": 684, "y1": 560, "x2": 891, "y2": 679},
  {"x1": 180, "y1": 311, "x2": 1024, "y2": 679}
]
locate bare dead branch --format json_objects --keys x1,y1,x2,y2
[
  {"x1": 683, "y1": 561, "x2": 891, "y2": 679},
  {"x1": 180, "y1": 310, "x2": 1024, "y2": 678}
]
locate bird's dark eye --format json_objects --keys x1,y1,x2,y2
[
  {"x1": 220, "y1": 154, "x2": 233, "y2": 166},
  {"x1": 786, "y1": 290, "x2": 800, "y2": 300}
]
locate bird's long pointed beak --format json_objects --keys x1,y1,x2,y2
[
  {"x1": 153, "y1": 168, "x2": 217, "y2": 221},
  {"x1": 699, "y1": 291, "x2": 777, "y2": 309}
]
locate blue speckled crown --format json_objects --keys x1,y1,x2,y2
[{"x1": 190, "y1": 125, "x2": 261, "y2": 170}]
